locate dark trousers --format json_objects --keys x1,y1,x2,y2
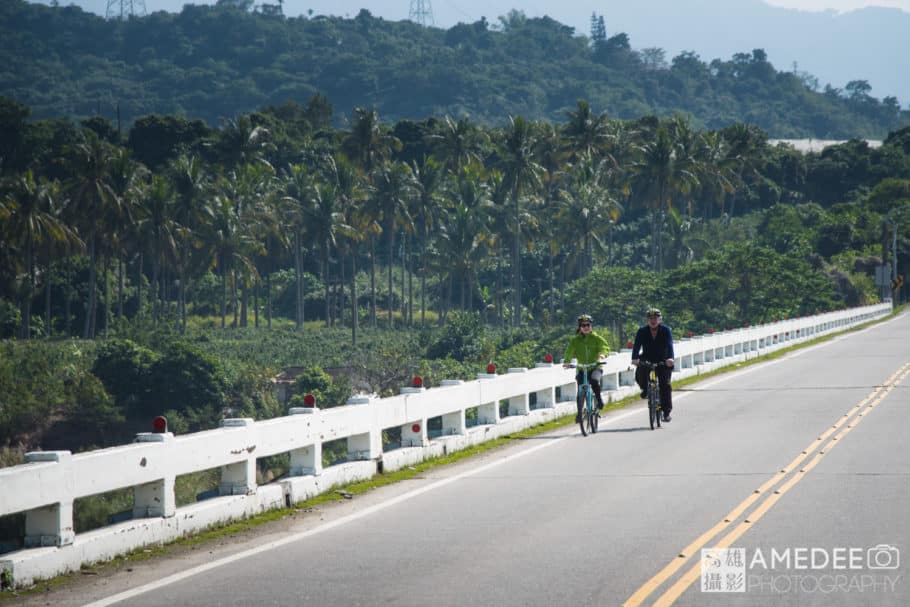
[
  {"x1": 635, "y1": 364, "x2": 673, "y2": 413},
  {"x1": 576, "y1": 369, "x2": 605, "y2": 412}
]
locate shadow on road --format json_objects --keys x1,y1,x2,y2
[{"x1": 596, "y1": 426, "x2": 661, "y2": 433}]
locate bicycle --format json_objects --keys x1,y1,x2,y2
[
  {"x1": 572, "y1": 361, "x2": 605, "y2": 436},
  {"x1": 637, "y1": 360, "x2": 667, "y2": 430}
]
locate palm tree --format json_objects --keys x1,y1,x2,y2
[
  {"x1": 722, "y1": 123, "x2": 768, "y2": 217},
  {"x1": 631, "y1": 123, "x2": 698, "y2": 272},
  {"x1": 497, "y1": 116, "x2": 543, "y2": 327},
  {"x1": 409, "y1": 156, "x2": 445, "y2": 325},
  {"x1": 341, "y1": 108, "x2": 401, "y2": 327},
  {"x1": 438, "y1": 164, "x2": 493, "y2": 313},
  {"x1": 372, "y1": 160, "x2": 416, "y2": 328},
  {"x1": 429, "y1": 115, "x2": 489, "y2": 174},
  {"x1": 3, "y1": 171, "x2": 80, "y2": 338},
  {"x1": 327, "y1": 155, "x2": 368, "y2": 344},
  {"x1": 216, "y1": 115, "x2": 275, "y2": 169},
  {"x1": 692, "y1": 130, "x2": 735, "y2": 220},
  {"x1": 65, "y1": 135, "x2": 117, "y2": 338},
  {"x1": 168, "y1": 154, "x2": 209, "y2": 331},
  {"x1": 297, "y1": 157, "x2": 354, "y2": 328},
  {"x1": 562, "y1": 100, "x2": 612, "y2": 161},
  {"x1": 104, "y1": 149, "x2": 147, "y2": 333},
  {"x1": 203, "y1": 168, "x2": 267, "y2": 329},
  {"x1": 281, "y1": 163, "x2": 316, "y2": 330},
  {"x1": 341, "y1": 107, "x2": 401, "y2": 175},
  {"x1": 557, "y1": 154, "x2": 622, "y2": 277},
  {"x1": 137, "y1": 175, "x2": 179, "y2": 328}
]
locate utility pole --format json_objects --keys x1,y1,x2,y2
[{"x1": 408, "y1": 0, "x2": 434, "y2": 27}]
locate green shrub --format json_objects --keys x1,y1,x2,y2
[
  {"x1": 290, "y1": 365, "x2": 351, "y2": 408},
  {"x1": 425, "y1": 311, "x2": 487, "y2": 361},
  {"x1": 91, "y1": 338, "x2": 157, "y2": 415}
]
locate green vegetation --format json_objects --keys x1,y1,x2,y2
[{"x1": 1, "y1": 95, "x2": 909, "y2": 454}]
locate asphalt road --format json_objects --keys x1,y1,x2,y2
[{"x1": 7, "y1": 312, "x2": 909, "y2": 607}]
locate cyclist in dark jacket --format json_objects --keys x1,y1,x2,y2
[{"x1": 631, "y1": 307, "x2": 675, "y2": 421}]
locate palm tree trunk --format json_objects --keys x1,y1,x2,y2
[
  {"x1": 400, "y1": 232, "x2": 406, "y2": 325},
  {"x1": 323, "y1": 243, "x2": 330, "y2": 329},
  {"x1": 117, "y1": 253, "x2": 124, "y2": 321},
  {"x1": 253, "y1": 280, "x2": 259, "y2": 328},
  {"x1": 232, "y1": 272, "x2": 239, "y2": 328},
  {"x1": 369, "y1": 236, "x2": 376, "y2": 328},
  {"x1": 339, "y1": 250, "x2": 346, "y2": 329},
  {"x1": 420, "y1": 242, "x2": 426, "y2": 326},
  {"x1": 548, "y1": 251, "x2": 555, "y2": 322},
  {"x1": 220, "y1": 263, "x2": 227, "y2": 329},
  {"x1": 152, "y1": 254, "x2": 160, "y2": 329},
  {"x1": 22, "y1": 232, "x2": 34, "y2": 339},
  {"x1": 83, "y1": 234, "x2": 97, "y2": 339},
  {"x1": 407, "y1": 236, "x2": 414, "y2": 325},
  {"x1": 351, "y1": 248, "x2": 358, "y2": 346},
  {"x1": 136, "y1": 254, "x2": 143, "y2": 322},
  {"x1": 497, "y1": 243, "x2": 505, "y2": 328},
  {"x1": 387, "y1": 230, "x2": 395, "y2": 329},
  {"x1": 45, "y1": 245, "x2": 53, "y2": 338},
  {"x1": 266, "y1": 272, "x2": 273, "y2": 329},
  {"x1": 103, "y1": 253, "x2": 110, "y2": 338},
  {"x1": 294, "y1": 231, "x2": 303, "y2": 329},
  {"x1": 180, "y1": 276, "x2": 187, "y2": 333},
  {"x1": 512, "y1": 194, "x2": 521, "y2": 328}
]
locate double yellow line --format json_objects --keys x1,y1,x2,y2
[{"x1": 623, "y1": 362, "x2": 910, "y2": 607}]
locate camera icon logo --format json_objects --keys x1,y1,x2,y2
[{"x1": 868, "y1": 544, "x2": 900, "y2": 570}]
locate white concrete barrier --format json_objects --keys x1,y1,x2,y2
[{"x1": 0, "y1": 302, "x2": 891, "y2": 587}]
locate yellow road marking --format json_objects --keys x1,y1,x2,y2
[{"x1": 623, "y1": 363, "x2": 910, "y2": 607}]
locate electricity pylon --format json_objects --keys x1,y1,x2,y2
[
  {"x1": 409, "y1": 0, "x2": 434, "y2": 27},
  {"x1": 106, "y1": 0, "x2": 147, "y2": 20}
]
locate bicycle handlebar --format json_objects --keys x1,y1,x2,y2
[
  {"x1": 636, "y1": 360, "x2": 668, "y2": 369},
  {"x1": 569, "y1": 361, "x2": 606, "y2": 370}
]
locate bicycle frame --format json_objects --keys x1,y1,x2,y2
[
  {"x1": 574, "y1": 361, "x2": 603, "y2": 436},
  {"x1": 639, "y1": 360, "x2": 664, "y2": 430}
]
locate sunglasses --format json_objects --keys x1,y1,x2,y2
[{"x1": 579, "y1": 323, "x2": 592, "y2": 327}]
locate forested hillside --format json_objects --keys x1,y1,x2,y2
[{"x1": 1, "y1": 0, "x2": 907, "y2": 137}]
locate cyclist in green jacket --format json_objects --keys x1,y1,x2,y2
[{"x1": 563, "y1": 314, "x2": 611, "y2": 422}]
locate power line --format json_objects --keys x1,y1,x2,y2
[{"x1": 409, "y1": 0, "x2": 434, "y2": 26}]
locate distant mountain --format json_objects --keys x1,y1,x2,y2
[
  {"x1": 26, "y1": 0, "x2": 910, "y2": 107},
  {"x1": 3, "y1": 0, "x2": 908, "y2": 137}
]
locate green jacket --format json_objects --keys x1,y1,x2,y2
[{"x1": 563, "y1": 331, "x2": 611, "y2": 365}]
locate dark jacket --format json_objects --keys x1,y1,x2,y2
[{"x1": 631, "y1": 324, "x2": 674, "y2": 362}]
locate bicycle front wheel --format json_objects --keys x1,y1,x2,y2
[
  {"x1": 579, "y1": 388, "x2": 589, "y2": 436},
  {"x1": 589, "y1": 406, "x2": 599, "y2": 434},
  {"x1": 648, "y1": 387, "x2": 658, "y2": 430}
]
